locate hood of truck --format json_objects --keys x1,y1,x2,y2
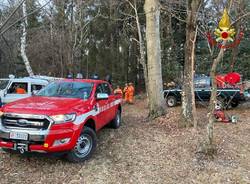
[{"x1": 2, "y1": 96, "x2": 91, "y2": 115}]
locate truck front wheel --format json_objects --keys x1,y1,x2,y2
[
  {"x1": 66, "y1": 126, "x2": 97, "y2": 162},
  {"x1": 109, "y1": 109, "x2": 121, "y2": 129}
]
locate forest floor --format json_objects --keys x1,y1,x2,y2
[{"x1": 0, "y1": 97, "x2": 250, "y2": 184}]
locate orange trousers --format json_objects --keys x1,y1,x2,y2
[
  {"x1": 128, "y1": 93, "x2": 134, "y2": 104},
  {"x1": 124, "y1": 92, "x2": 129, "y2": 103}
]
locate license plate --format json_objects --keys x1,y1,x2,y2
[{"x1": 10, "y1": 132, "x2": 28, "y2": 140}]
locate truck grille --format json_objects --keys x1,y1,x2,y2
[{"x1": 1, "y1": 113, "x2": 51, "y2": 131}]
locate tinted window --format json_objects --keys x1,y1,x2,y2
[
  {"x1": 8, "y1": 82, "x2": 28, "y2": 94},
  {"x1": 31, "y1": 84, "x2": 43, "y2": 92},
  {"x1": 95, "y1": 84, "x2": 103, "y2": 94},
  {"x1": 37, "y1": 82, "x2": 93, "y2": 99},
  {"x1": 102, "y1": 83, "x2": 111, "y2": 95},
  {"x1": 194, "y1": 78, "x2": 210, "y2": 88}
]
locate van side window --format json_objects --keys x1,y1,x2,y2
[
  {"x1": 8, "y1": 82, "x2": 28, "y2": 94},
  {"x1": 31, "y1": 84, "x2": 43, "y2": 92}
]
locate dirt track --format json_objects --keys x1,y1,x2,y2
[{"x1": 0, "y1": 99, "x2": 250, "y2": 184}]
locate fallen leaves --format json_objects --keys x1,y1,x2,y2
[{"x1": 0, "y1": 98, "x2": 249, "y2": 184}]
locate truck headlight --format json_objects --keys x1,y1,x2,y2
[
  {"x1": 50, "y1": 113, "x2": 76, "y2": 124},
  {"x1": 0, "y1": 111, "x2": 3, "y2": 117}
]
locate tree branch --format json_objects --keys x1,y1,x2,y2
[
  {"x1": 231, "y1": 12, "x2": 250, "y2": 27},
  {"x1": 0, "y1": 0, "x2": 25, "y2": 30},
  {"x1": 0, "y1": 0, "x2": 51, "y2": 36}
]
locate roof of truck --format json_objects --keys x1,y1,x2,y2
[{"x1": 61, "y1": 78, "x2": 108, "y2": 84}]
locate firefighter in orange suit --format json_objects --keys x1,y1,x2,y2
[
  {"x1": 15, "y1": 84, "x2": 26, "y2": 94},
  {"x1": 114, "y1": 86, "x2": 123, "y2": 95},
  {"x1": 127, "y1": 83, "x2": 135, "y2": 104},
  {"x1": 123, "y1": 83, "x2": 129, "y2": 103}
]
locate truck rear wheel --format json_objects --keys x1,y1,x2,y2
[
  {"x1": 66, "y1": 126, "x2": 96, "y2": 162},
  {"x1": 231, "y1": 101, "x2": 239, "y2": 108},
  {"x1": 109, "y1": 109, "x2": 121, "y2": 129},
  {"x1": 166, "y1": 96, "x2": 177, "y2": 107}
]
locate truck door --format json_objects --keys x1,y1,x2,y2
[
  {"x1": 95, "y1": 83, "x2": 109, "y2": 130},
  {"x1": 2, "y1": 82, "x2": 29, "y2": 104},
  {"x1": 101, "y1": 83, "x2": 116, "y2": 122}
]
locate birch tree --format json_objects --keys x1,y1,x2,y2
[
  {"x1": 144, "y1": 0, "x2": 165, "y2": 118},
  {"x1": 20, "y1": 0, "x2": 34, "y2": 76},
  {"x1": 125, "y1": 0, "x2": 148, "y2": 95}
]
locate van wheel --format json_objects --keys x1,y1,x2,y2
[
  {"x1": 66, "y1": 127, "x2": 96, "y2": 162},
  {"x1": 109, "y1": 110, "x2": 121, "y2": 129},
  {"x1": 166, "y1": 96, "x2": 177, "y2": 107}
]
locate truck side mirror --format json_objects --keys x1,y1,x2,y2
[{"x1": 96, "y1": 93, "x2": 108, "y2": 100}]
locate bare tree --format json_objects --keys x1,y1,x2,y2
[
  {"x1": 20, "y1": 0, "x2": 34, "y2": 76},
  {"x1": 144, "y1": 0, "x2": 166, "y2": 118},
  {"x1": 202, "y1": 0, "x2": 250, "y2": 153},
  {"x1": 126, "y1": 0, "x2": 148, "y2": 95},
  {"x1": 180, "y1": 0, "x2": 201, "y2": 128}
]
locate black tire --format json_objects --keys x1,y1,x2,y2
[
  {"x1": 66, "y1": 126, "x2": 97, "y2": 163},
  {"x1": 109, "y1": 109, "x2": 121, "y2": 129},
  {"x1": 231, "y1": 101, "x2": 239, "y2": 108},
  {"x1": 166, "y1": 96, "x2": 177, "y2": 107}
]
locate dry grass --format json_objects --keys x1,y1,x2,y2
[{"x1": 0, "y1": 99, "x2": 250, "y2": 184}]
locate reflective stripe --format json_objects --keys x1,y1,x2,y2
[
  {"x1": 73, "y1": 110, "x2": 98, "y2": 125},
  {"x1": 73, "y1": 99, "x2": 121, "y2": 125}
]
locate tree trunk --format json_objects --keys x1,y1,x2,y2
[
  {"x1": 206, "y1": 47, "x2": 224, "y2": 150},
  {"x1": 144, "y1": 0, "x2": 165, "y2": 118},
  {"x1": 20, "y1": 0, "x2": 34, "y2": 76},
  {"x1": 204, "y1": 2, "x2": 235, "y2": 154},
  {"x1": 134, "y1": 1, "x2": 149, "y2": 95},
  {"x1": 180, "y1": 0, "x2": 201, "y2": 128}
]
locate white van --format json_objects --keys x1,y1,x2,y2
[{"x1": 0, "y1": 77, "x2": 49, "y2": 105}]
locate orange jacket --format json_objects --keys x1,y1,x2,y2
[
  {"x1": 123, "y1": 86, "x2": 128, "y2": 93},
  {"x1": 16, "y1": 88, "x2": 26, "y2": 94},
  {"x1": 127, "y1": 86, "x2": 135, "y2": 95}
]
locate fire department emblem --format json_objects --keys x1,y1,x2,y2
[
  {"x1": 206, "y1": 9, "x2": 244, "y2": 49},
  {"x1": 214, "y1": 9, "x2": 235, "y2": 42}
]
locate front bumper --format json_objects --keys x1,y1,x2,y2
[{"x1": 0, "y1": 122, "x2": 82, "y2": 153}]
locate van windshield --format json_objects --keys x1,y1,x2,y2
[
  {"x1": 0, "y1": 80, "x2": 9, "y2": 90},
  {"x1": 37, "y1": 81, "x2": 93, "y2": 99}
]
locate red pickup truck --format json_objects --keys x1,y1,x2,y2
[{"x1": 0, "y1": 79, "x2": 122, "y2": 162}]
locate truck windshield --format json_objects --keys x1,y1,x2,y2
[
  {"x1": 0, "y1": 80, "x2": 9, "y2": 90},
  {"x1": 37, "y1": 82, "x2": 93, "y2": 99}
]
